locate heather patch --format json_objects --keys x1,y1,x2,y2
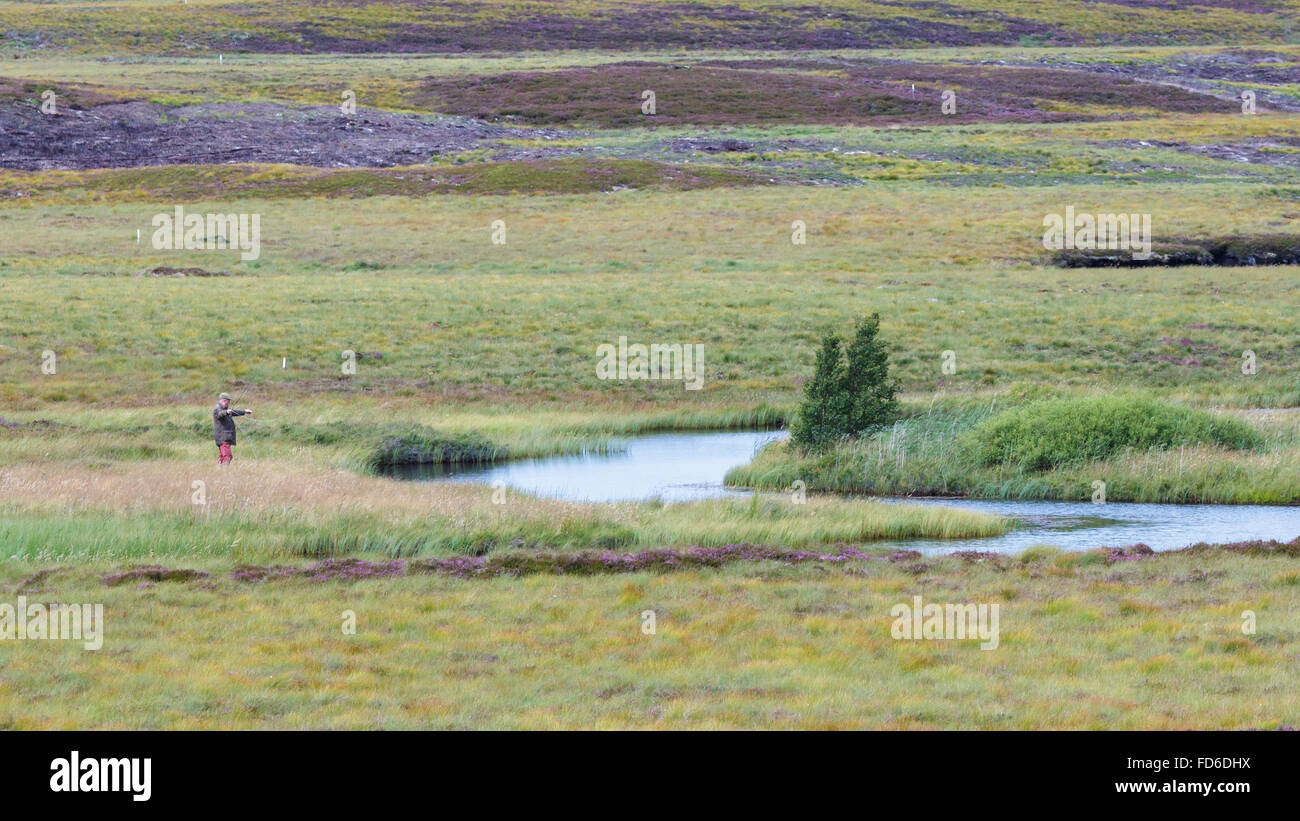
[
  {"x1": 414, "y1": 63, "x2": 934, "y2": 127},
  {"x1": 413, "y1": 60, "x2": 1229, "y2": 129},
  {"x1": 232, "y1": 557, "x2": 405, "y2": 582},
  {"x1": 229, "y1": 543, "x2": 928, "y2": 582},
  {"x1": 1103, "y1": 543, "x2": 1158, "y2": 563},
  {"x1": 1011, "y1": 50, "x2": 1300, "y2": 113},
  {"x1": 1182, "y1": 535, "x2": 1300, "y2": 557},
  {"x1": 8, "y1": 2, "x2": 1072, "y2": 56},
  {"x1": 0, "y1": 78, "x2": 134, "y2": 109},
  {"x1": 846, "y1": 62, "x2": 1231, "y2": 114},
  {"x1": 704, "y1": 59, "x2": 1231, "y2": 114},
  {"x1": 14, "y1": 567, "x2": 66, "y2": 594},
  {"x1": 197, "y1": 537, "x2": 1300, "y2": 584},
  {"x1": 1081, "y1": 0, "x2": 1286, "y2": 11},
  {"x1": 101, "y1": 565, "x2": 212, "y2": 587},
  {"x1": 1102, "y1": 536, "x2": 1300, "y2": 561}
]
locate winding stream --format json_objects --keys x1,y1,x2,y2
[
  {"x1": 391, "y1": 429, "x2": 1300, "y2": 554},
  {"x1": 390, "y1": 429, "x2": 788, "y2": 503}
]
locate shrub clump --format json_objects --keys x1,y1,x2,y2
[
  {"x1": 364, "y1": 425, "x2": 503, "y2": 471},
  {"x1": 963, "y1": 396, "x2": 1263, "y2": 471},
  {"x1": 791, "y1": 313, "x2": 899, "y2": 451}
]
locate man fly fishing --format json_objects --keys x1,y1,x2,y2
[{"x1": 213, "y1": 391, "x2": 253, "y2": 464}]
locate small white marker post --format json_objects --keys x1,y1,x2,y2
[
  {"x1": 282, "y1": 357, "x2": 286, "y2": 369},
  {"x1": 136, "y1": 229, "x2": 140, "y2": 244}
]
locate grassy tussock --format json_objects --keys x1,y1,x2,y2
[
  {"x1": 963, "y1": 395, "x2": 1263, "y2": 471},
  {"x1": 361, "y1": 425, "x2": 502, "y2": 470}
]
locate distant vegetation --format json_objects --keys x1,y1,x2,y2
[
  {"x1": 414, "y1": 60, "x2": 1234, "y2": 128},
  {"x1": 1054, "y1": 234, "x2": 1300, "y2": 268},
  {"x1": 0, "y1": 160, "x2": 778, "y2": 202},
  {"x1": 2, "y1": 0, "x2": 1295, "y2": 55}
]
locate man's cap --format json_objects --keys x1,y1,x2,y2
[{"x1": 218, "y1": 392, "x2": 232, "y2": 400}]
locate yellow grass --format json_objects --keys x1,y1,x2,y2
[{"x1": 0, "y1": 460, "x2": 1008, "y2": 560}]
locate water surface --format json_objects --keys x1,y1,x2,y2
[
  {"x1": 867, "y1": 497, "x2": 1300, "y2": 556},
  {"x1": 392, "y1": 429, "x2": 1300, "y2": 554},
  {"x1": 391, "y1": 429, "x2": 788, "y2": 503}
]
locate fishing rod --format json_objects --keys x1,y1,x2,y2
[
  {"x1": 243, "y1": 417, "x2": 270, "y2": 461},
  {"x1": 235, "y1": 413, "x2": 281, "y2": 462}
]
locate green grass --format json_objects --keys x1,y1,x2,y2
[
  {"x1": 3, "y1": 178, "x2": 1300, "y2": 408},
  {"x1": 2, "y1": 542, "x2": 1295, "y2": 729},
  {"x1": 360, "y1": 425, "x2": 504, "y2": 471},
  {"x1": 0, "y1": 160, "x2": 782, "y2": 202}
]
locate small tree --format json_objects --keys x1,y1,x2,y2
[
  {"x1": 842, "y1": 313, "x2": 899, "y2": 435},
  {"x1": 791, "y1": 332, "x2": 848, "y2": 450},
  {"x1": 791, "y1": 313, "x2": 898, "y2": 451}
]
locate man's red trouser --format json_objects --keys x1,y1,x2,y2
[{"x1": 218, "y1": 443, "x2": 232, "y2": 464}]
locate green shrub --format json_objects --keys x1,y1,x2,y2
[
  {"x1": 963, "y1": 395, "x2": 1263, "y2": 471},
  {"x1": 363, "y1": 425, "x2": 504, "y2": 471},
  {"x1": 791, "y1": 313, "x2": 899, "y2": 450}
]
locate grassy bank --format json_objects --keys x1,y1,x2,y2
[
  {"x1": 0, "y1": 460, "x2": 1008, "y2": 562},
  {"x1": 0, "y1": 402, "x2": 788, "y2": 468},
  {"x1": 2, "y1": 540, "x2": 1296, "y2": 729},
  {"x1": 729, "y1": 397, "x2": 1300, "y2": 504}
]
